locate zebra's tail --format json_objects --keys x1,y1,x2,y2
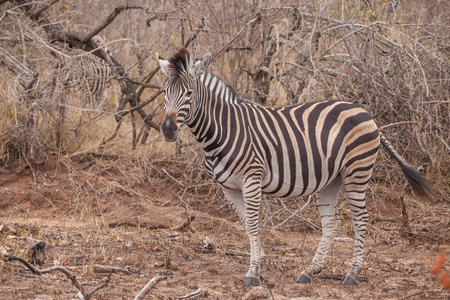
[{"x1": 380, "y1": 133, "x2": 433, "y2": 199}]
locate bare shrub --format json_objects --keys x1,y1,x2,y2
[{"x1": 0, "y1": 0, "x2": 448, "y2": 206}]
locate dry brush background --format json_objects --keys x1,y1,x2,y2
[{"x1": 0, "y1": 0, "x2": 449, "y2": 299}]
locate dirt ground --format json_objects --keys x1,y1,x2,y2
[{"x1": 0, "y1": 156, "x2": 448, "y2": 299}]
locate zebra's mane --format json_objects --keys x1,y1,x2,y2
[
  {"x1": 167, "y1": 47, "x2": 193, "y2": 76},
  {"x1": 201, "y1": 72, "x2": 240, "y2": 104},
  {"x1": 167, "y1": 48, "x2": 241, "y2": 104}
]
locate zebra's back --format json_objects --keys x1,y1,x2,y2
[{"x1": 243, "y1": 100, "x2": 380, "y2": 198}]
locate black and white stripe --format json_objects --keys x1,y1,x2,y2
[
  {"x1": 158, "y1": 48, "x2": 431, "y2": 286},
  {"x1": 55, "y1": 36, "x2": 113, "y2": 105}
]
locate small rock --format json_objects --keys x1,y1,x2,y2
[
  {"x1": 0, "y1": 246, "x2": 8, "y2": 254},
  {"x1": 1, "y1": 222, "x2": 18, "y2": 234},
  {"x1": 26, "y1": 237, "x2": 46, "y2": 265},
  {"x1": 242, "y1": 286, "x2": 271, "y2": 300},
  {"x1": 203, "y1": 236, "x2": 214, "y2": 249}
]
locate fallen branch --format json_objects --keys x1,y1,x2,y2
[
  {"x1": 191, "y1": 246, "x2": 250, "y2": 257},
  {"x1": 176, "y1": 288, "x2": 202, "y2": 299},
  {"x1": 161, "y1": 168, "x2": 185, "y2": 187},
  {"x1": 134, "y1": 273, "x2": 167, "y2": 300},
  {"x1": 401, "y1": 291, "x2": 425, "y2": 300},
  {"x1": 171, "y1": 216, "x2": 196, "y2": 232},
  {"x1": 5, "y1": 255, "x2": 168, "y2": 299},
  {"x1": 93, "y1": 264, "x2": 139, "y2": 275},
  {"x1": 62, "y1": 264, "x2": 139, "y2": 275},
  {"x1": 5, "y1": 255, "x2": 113, "y2": 300},
  {"x1": 317, "y1": 273, "x2": 368, "y2": 283},
  {"x1": 225, "y1": 249, "x2": 250, "y2": 257}
]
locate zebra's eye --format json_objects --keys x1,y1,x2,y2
[{"x1": 185, "y1": 90, "x2": 193, "y2": 97}]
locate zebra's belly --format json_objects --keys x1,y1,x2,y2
[
  {"x1": 206, "y1": 154, "x2": 338, "y2": 196},
  {"x1": 261, "y1": 172, "x2": 335, "y2": 198}
]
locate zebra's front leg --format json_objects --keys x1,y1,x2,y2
[
  {"x1": 242, "y1": 176, "x2": 264, "y2": 286},
  {"x1": 222, "y1": 187, "x2": 266, "y2": 286},
  {"x1": 297, "y1": 177, "x2": 342, "y2": 283}
]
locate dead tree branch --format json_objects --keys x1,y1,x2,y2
[
  {"x1": 31, "y1": 0, "x2": 59, "y2": 19},
  {"x1": 81, "y1": 5, "x2": 145, "y2": 43},
  {"x1": 5, "y1": 255, "x2": 167, "y2": 299},
  {"x1": 211, "y1": 16, "x2": 259, "y2": 62},
  {"x1": 100, "y1": 117, "x2": 124, "y2": 147},
  {"x1": 5, "y1": 255, "x2": 113, "y2": 300}
]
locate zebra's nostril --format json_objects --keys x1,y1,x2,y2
[
  {"x1": 160, "y1": 114, "x2": 179, "y2": 142},
  {"x1": 162, "y1": 118, "x2": 177, "y2": 132}
]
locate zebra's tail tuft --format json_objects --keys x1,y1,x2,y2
[
  {"x1": 380, "y1": 134, "x2": 433, "y2": 199},
  {"x1": 398, "y1": 161, "x2": 433, "y2": 199}
]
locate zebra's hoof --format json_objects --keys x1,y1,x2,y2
[
  {"x1": 342, "y1": 276, "x2": 358, "y2": 285},
  {"x1": 244, "y1": 276, "x2": 260, "y2": 286},
  {"x1": 295, "y1": 273, "x2": 311, "y2": 283}
]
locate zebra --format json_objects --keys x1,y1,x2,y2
[
  {"x1": 157, "y1": 48, "x2": 431, "y2": 286},
  {"x1": 54, "y1": 35, "x2": 114, "y2": 106}
]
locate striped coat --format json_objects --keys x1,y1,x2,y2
[{"x1": 54, "y1": 36, "x2": 113, "y2": 105}]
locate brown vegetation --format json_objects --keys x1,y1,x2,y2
[{"x1": 0, "y1": 0, "x2": 449, "y2": 299}]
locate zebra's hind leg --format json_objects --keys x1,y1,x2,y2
[
  {"x1": 341, "y1": 180, "x2": 370, "y2": 285},
  {"x1": 296, "y1": 176, "x2": 343, "y2": 283}
]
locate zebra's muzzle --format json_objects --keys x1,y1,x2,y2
[{"x1": 161, "y1": 113, "x2": 179, "y2": 142}]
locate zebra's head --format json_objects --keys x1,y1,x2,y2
[{"x1": 158, "y1": 48, "x2": 210, "y2": 142}]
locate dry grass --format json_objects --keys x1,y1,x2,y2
[{"x1": 2, "y1": 201, "x2": 448, "y2": 299}]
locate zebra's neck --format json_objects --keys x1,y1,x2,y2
[
  {"x1": 199, "y1": 72, "x2": 240, "y2": 104},
  {"x1": 187, "y1": 72, "x2": 241, "y2": 150}
]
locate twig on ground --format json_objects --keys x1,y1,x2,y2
[
  {"x1": 318, "y1": 273, "x2": 368, "y2": 282},
  {"x1": 176, "y1": 288, "x2": 202, "y2": 299},
  {"x1": 401, "y1": 291, "x2": 425, "y2": 299},
  {"x1": 190, "y1": 246, "x2": 250, "y2": 257},
  {"x1": 134, "y1": 273, "x2": 167, "y2": 300},
  {"x1": 271, "y1": 195, "x2": 313, "y2": 230},
  {"x1": 161, "y1": 168, "x2": 185, "y2": 187},
  {"x1": 225, "y1": 249, "x2": 250, "y2": 257},
  {"x1": 266, "y1": 196, "x2": 320, "y2": 232},
  {"x1": 93, "y1": 264, "x2": 139, "y2": 274},
  {"x1": 171, "y1": 216, "x2": 197, "y2": 232},
  {"x1": 5, "y1": 255, "x2": 113, "y2": 300}
]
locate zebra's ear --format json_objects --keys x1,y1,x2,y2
[
  {"x1": 157, "y1": 53, "x2": 172, "y2": 77},
  {"x1": 189, "y1": 53, "x2": 210, "y2": 78}
]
